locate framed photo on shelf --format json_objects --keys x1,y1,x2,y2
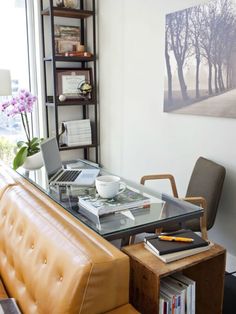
[
  {"x1": 54, "y1": 25, "x2": 80, "y2": 55},
  {"x1": 56, "y1": 68, "x2": 92, "y2": 99}
]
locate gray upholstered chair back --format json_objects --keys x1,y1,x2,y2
[{"x1": 185, "y1": 157, "x2": 226, "y2": 231}]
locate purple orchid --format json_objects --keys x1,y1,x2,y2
[
  {"x1": 1, "y1": 89, "x2": 37, "y2": 142},
  {"x1": 0, "y1": 89, "x2": 42, "y2": 170}
]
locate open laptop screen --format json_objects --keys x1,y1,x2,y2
[{"x1": 40, "y1": 137, "x2": 62, "y2": 177}]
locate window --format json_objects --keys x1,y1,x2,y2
[{"x1": 0, "y1": 0, "x2": 30, "y2": 164}]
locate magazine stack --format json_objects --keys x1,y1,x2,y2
[
  {"x1": 78, "y1": 187, "x2": 150, "y2": 217},
  {"x1": 159, "y1": 273, "x2": 196, "y2": 314},
  {"x1": 61, "y1": 119, "x2": 92, "y2": 146}
]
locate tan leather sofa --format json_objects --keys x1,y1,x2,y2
[{"x1": 0, "y1": 163, "x2": 139, "y2": 314}]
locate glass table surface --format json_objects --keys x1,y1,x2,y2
[{"x1": 18, "y1": 160, "x2": 203, "y2": 241}]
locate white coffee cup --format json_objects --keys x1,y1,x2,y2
[{"x1": 95, "y1": 175, "x2": 126, "y2": 199}]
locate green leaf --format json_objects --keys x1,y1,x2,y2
[
  {"x1": 13, "y1": 146, "x2": 28, "y2": 170},
  {"x1": 17, "y1": 141, "x2": 27, "y2": 148},
  {"x1": 27, "y1": 147, "x2": 40, "y2": 156},
  {"x1": 30, "y1": 137, "x2": 40, "y2": 146},
  {"x1": 29, "y1": 142, "x2": 40, "y2": 150},
  {"x1": 29, "y1": 138, "x2": 43, "y2": 150}
]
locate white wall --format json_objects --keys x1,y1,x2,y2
[{"x1": 98, "y1": 0, "x2": 236, "y2": 271}]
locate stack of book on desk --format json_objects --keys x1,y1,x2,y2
[
  {"x1": 144, "y1": 229, "x2": 212, "y2": 263},
  {"x1": 160, "y1": 273, "x2": 196, "y2": 314},
  {"x1": 62, "y1": 119, "x2": 92, "y2": 146},
  {"x1": 78, "y1": 188, "x2": 151, "y2": 221}
]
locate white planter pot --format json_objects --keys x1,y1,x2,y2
[{"x1": 22, "y1": 151, "x2": 44, "y2": 171}]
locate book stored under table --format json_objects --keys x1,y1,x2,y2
[{"x1": 122, "y1": 243, "x2": 226, "y2": 314}]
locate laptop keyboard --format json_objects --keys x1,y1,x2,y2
[{"x1": 57, "y1": 170, "x2": 81, "y2": 182}]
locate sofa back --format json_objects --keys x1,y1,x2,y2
[
  {"x1": 0, "y1": 163, "x2": 18, "y2": 197},
  {"x1": 0, "y1": 164, "x2": 129, "y2": 314}
]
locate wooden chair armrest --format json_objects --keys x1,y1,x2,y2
[
  {"x1": 182, "y1": 196, "x2": 208, "y2": 240},
  {"x1": 140, "y1": 174, "x2": 179, "y2": 198},
  {"x1": 183, "y1": 196, "x2": 206, "y2": 208}
]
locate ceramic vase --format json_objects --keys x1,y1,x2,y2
[{"x1": 22, "y1": 151, "x2": 44, "y2": 171}]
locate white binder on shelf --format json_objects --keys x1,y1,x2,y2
[{"x1": 61, "y1": 119, "x2": 92, "y2": 146}]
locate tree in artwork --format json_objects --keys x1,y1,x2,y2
[{"x1": 164, "y1": 0, "x2": 236, "y2": 118}]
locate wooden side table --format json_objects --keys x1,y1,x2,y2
[{"x1": 122, "y1": 243, "x2": 226, "y2": 314}]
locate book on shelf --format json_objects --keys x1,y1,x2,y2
[
  {"x1": 160, "y1": 283, "x2": 179, "y2": 314},
  {"x1": 61, "y1": 119, "x2": 92, "y2": 146},
  {"x1": 0, "y1": 298, "x2": 21, "y2": 314},
  {"x1": 159, "y1": 292, "x2": 168, "y2": 314},
  {"x1": 161, "y1": 277, "x2": 186, "y2": 314},
  {"x1": 159, "y1": 274, "x2": 196, "y2": 314},
  {"x1": 64, "y1": 134, "x2": 92, "y2": 141},
  {"x1": 78, "y1": 187, "x2": 151, "y2": 216},
  {"x1": 62, "y1": 119, "x2": 91, "y2": 135},
  {"x1": 64, "y1": 138, "x2": 92, "y2": 147},
  {"x1": 144, "y1": 229, "x2": 209, "y2": 256},
  {"x1": 66, "y1": 131, "x2": 92, "y2": 136},
  {"x1": 171, "y1": 273, "x2": 196, "y2": 314}
]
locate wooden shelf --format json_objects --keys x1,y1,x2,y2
[
  {"x1": 122, "y1": 243, "x2": 226, "y2": 314},
  {"x1": 44, "y1": 56, "x2": 95, "y2": 62},
  {"x1": 46, "y1": 96, "x2": 96, "y2": 107},
  {"x1": 41, "y1": 7, "x2": 94, "y2": 19},
  {"x1": 59, "y1": 143, "x2": 97, "y2": 151},
  {"x1": 41, "y1": 0, "x2": 98, "y2": 162}
]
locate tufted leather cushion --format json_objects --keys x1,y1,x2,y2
[{"x1": 0, "y1": 183, "x2": 130, "y2": 314}]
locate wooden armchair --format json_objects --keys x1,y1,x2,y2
[{"x1": 140, "y1": 157, "x2": 226, "y2": 241}]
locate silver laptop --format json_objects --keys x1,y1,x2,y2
[{"x1": 40, "y1": 137, "x2": 100, "y2": 186}]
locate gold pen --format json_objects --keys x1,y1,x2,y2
[{"x1": 158, "y1": 235, "x2": 194, "y2": 243}]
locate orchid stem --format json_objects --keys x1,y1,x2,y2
[
  {"x1": 21, "y1": 113, "x2": 30, "y2": 143},
  {"x1": 25, "y1": 113, "x2": 31, "y2": 143}
]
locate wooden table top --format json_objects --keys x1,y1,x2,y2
[{"x1": 122, "y1": 242, "x2": 226, "y2": 277}]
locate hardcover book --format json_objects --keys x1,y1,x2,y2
[
  {"x1": 144, "y1": 241, "x2": 213, "y2": 263},
  {"x1": 78, "y1": 188, "x2": 151, "y2": 216},
  {"x1": 144, "y1": 229, "x2": 209, "y2": 255}
]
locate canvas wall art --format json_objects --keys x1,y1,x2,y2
[{"x1": 164, "y1": 0, "x2": 236, "y2": 119}]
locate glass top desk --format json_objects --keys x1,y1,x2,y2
[{"x1": 18, "y1": 160, "x2": 204, "y2": 246}]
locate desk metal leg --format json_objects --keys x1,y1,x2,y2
[{"x1": 121, "y1": 236, "x2": 131, "y2": 247}]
